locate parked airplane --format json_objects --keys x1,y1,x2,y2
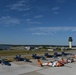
[
  {"x1": 37, "y1": 57, "x2": 75, "y2": 67},
  {"x1": 60, "y1": 58, "x2": 68, "y2": 64},
  {"x1": 62, "y1": 52, "x2": 73, "y2": 56},
  {"x1": 72, "y1": 55, "x2": 76, "y2": 58},
  {"x1": 67, "y1": 57, "x2": 74, "y2": 63},
  {"x1": 59, "y1": 57, "x2": 74, "y2": 64},
  {"x1": 14, "y1": 54, "x2": 32, "y2": 62},
  {"x1": 45, "y1": 53, "x2": 53, "y2": 58},
  {"x1": 37, "y1": 59, "x2": 64, "y2": 67},
  {"x1": 54, "y1": 52, "x2": 62, "y2": 57},
  {"x1": 32, "y1": 54, "x2": 42, "y2": 59},
  {"x1": 0, "y1": 60, "x2": 11, "y2": 66}
]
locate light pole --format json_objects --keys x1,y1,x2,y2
[{"x1": 68, "y1": 37, "x2": 73, "y2": 49}]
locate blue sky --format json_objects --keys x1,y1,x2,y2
[{"x1": 0, "y1": 0, "x2": 76, "y2": 45}]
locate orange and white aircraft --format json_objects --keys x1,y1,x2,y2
[
  {"x1": 37, "y1": 57, "x2": 75, "y2": 67},
  {"x1": 37, "y1": 59, "x2": 64, "y2": 67},
  {"x1": 60, "y1": 58, "x2": 68, "y2": 64},
  {"x1": 72, "y1": 55, "x2": 76, "y2": 58},
  {"x1": 59, "y1": 57, "x2": 74, "y2": 64}
]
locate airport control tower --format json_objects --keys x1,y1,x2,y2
[{"x1": 68, "y1": 37, "x2": 73, "y2": 49}]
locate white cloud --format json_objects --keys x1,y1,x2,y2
[
  {"x1": 26, "y1": 18, "x2": 31, "y2": 22},
  {"x1": 72, "y1": 29, "x2": 76, "y2": 32},
  {"x1": 26, "y1": 18, "x2": 41, "y2": 24},
  {"x1": 36, "y1": 6, "x2": 51, "y2": 13},
  {"x1": 52, "y1": 7, "x2": 60, "y2": 14},
  {"x1": 0, "y1": 16, "x2": 20, "y2": 26},
  {"x1": 32, "y1": 32, "x2": 56, "y2": 36},
  {"x1": 7, "y1": 0, "x2": 31, "y2": 11},
  {"x1": 34, "y1": 15, "x2": 43, "y2": 19},
  {"x1": 32, "y1": 32, "x2": 47, "y2": 35},
  {"x1": 53, "y1": 12, "x2": 59, "y2": 14},
  {"x1": 52, "y1": 7, "x2": 60, "y2": 11},
  {"x1": 23, "y1": 13, "x2": 30, "y2": 16},
  {"x1": 29, "y1": 27, "x2": 76, "y2": 32}
]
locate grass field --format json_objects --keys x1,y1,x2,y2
[
  {"x1": 0, "y1": 49, "x2": 49, "y2": 59},
  {"x1": 0, "y1": 49, "x2": 73, "y2": 61},
  {"x1": 0, "y1": 49, "x2": 49, "y2": 56},
  {"x1": 0, "y1": 49, "x2": 71, "y2": 56}
]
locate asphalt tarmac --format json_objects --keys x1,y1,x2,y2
[{"x1": 0, "y1": 50, "x2": 76, "y2": 75}]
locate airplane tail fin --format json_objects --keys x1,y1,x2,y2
[
  {"x1": 61, "y1": 58, "x2": 67, "y2": 64},
  {"x1": 57, "y1": 61, "x2": 64, "y2": 67},
  {"x1": 37, "y1": 59, "x2": 43, "y2": 67}
]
